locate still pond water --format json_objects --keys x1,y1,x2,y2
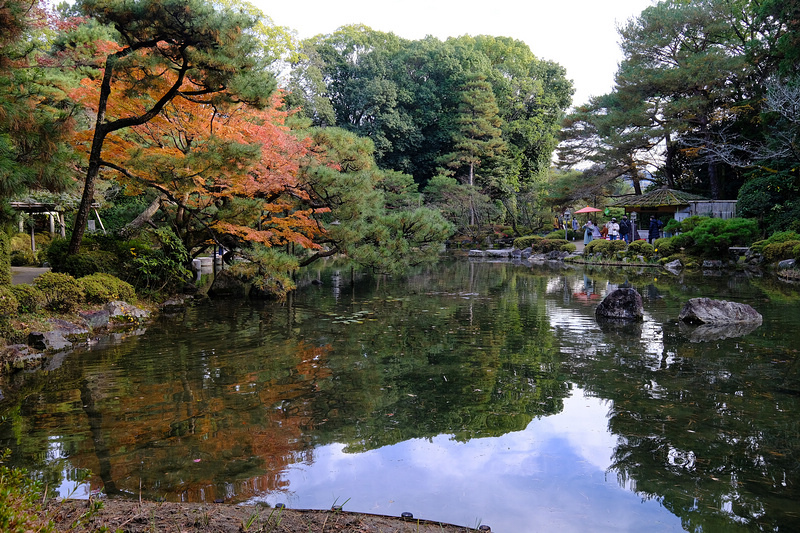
[{"x1": 2, "y1": 258, "x2": 800, "y2": 532}]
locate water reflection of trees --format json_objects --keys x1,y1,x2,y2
[
  {"x1": 0, "y1": 261, "x2": 571, "y2": 502},
  {"x1": 565, "y1": 319, "x2": 800, "y2": 532}
]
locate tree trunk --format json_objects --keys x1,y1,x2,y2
[
  {"x1": 119, "y1": 194, "x2": 167, "y2": 237},
  {"x1": 468, "y1": 162, "x2": 475, "y2": 227},
  {"x1": 68, "y1": 54, "x2": 117, "y2": 255}
]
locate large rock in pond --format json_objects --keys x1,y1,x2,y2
[
  {"x1": 678, "y1": 297, "x2": 762, "y2": 325},
  {"x1": 207, "y1": 270, "x2": 247, "y2": 298},
  {"x1": 595, "y1": 288, "x2": 644, "y2": 321}
]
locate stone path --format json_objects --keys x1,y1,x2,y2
[{"x1": 10, "y1": 266, "x2": 50, "y2": 285}]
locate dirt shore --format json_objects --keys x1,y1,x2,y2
[{"x1": 43, "y1": 499, "x2": 485, "y2": 533}]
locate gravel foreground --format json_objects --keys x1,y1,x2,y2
[{"x1": 43, "y1": 499, "x2": 485, "y2": 532}]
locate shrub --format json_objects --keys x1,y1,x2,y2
[
  {"x1": 762, "y1": 240, "x2": 800, "y2": 264},
  {"x1": 679, "y1": 216, "x2": 710, "y2": 233},
  {"x1": 688, "y1": 217, "x2": 760, "y2": 257},
  {"x1": 561, "y1": 242, "x2": 577, "y2": 253},
  {"x1": 0, "y1": 286, "x2": 19, "y2": 319},
  {"x1": 0, "y1": 232, "x2": 10, "y2": 286},
  {"x1": 9, "y1": 285, "x2": 43, "y2": 314},
  {"x1": 9, "y1": 249, "x2": 37, "y2": 267},
  {"x1": 750, "y1": 231, "x2": 800, "y2": 255},
  {"x1": 584, "y1": 239, "x2": 628, "y2": 258},
  {"x1": 126, "y1": 228, "x2": 191, "y2": 291},
  {"x1": 79, "y1": 273, "x2": 136, "y2": 303},
  {"x1": 513, "y1": 235, "x2": 543, "y2": 249},
  {"x1": 584, "y1": 239, "x2": 611, "y2": 256},
  {"x1": 63, "y1": 250, "x2": 118, "y2": 278},
  {"x1": 653, "y1": 236, "x2": 681, "y2": 256},
  {"x1": 626, "y1": 240, "x2": 655, "y2": 259},
  {"x1": 33, "y1": 272, "x2": 84, "y2": 313},
  {"x1": 663, "y1": 218, "x2": 682, "y2": 234},
  {"x1": 531, "y1": 238, "x2": 569, "y2": 254},
  {"x1": 44, "y1": 238, "x2": 70, "y2": 272}
]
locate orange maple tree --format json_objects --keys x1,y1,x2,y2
[{"x1": 71, "y1": 68, "x2": 328, "y2": 292}]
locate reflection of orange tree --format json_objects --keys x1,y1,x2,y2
[{"x1": 62, "y1": 341, "x2": 333, "y2": 502}]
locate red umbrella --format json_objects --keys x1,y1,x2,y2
[{"x1": 573, "y1": 206, "x2": 602, "y2": 214}]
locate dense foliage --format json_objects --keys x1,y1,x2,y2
[
  {"x1": 558, "y1": 0, "x2": 799, "y2": 235},
  {"x1": 33, "y1": 271, "x2": 84, "y2": 312}
]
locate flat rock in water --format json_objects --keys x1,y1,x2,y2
[
  {"x1": 28, "y1": 331, "x2": 72, "y2": 352},
  {"x1": 595, "y1": 288, "x2": 643, "y2": 321},
  {"x1": 679, "y1": 297, "x2": 762, "y2": 325},
  {"x1": 105, "y1": 301, "x2": 150, "y2": 320}
]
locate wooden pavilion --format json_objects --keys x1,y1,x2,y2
[{"x1": 611, "y1": 188, "x2": 737, "y2": 235}]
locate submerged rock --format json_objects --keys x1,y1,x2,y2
[
  {"x1": 678, "y1": 297, "x2": 762, "y2": 325},
  {"x1": 595, "y1": 288, "x2": 644, "y2": 321}
]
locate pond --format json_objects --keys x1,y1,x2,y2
[{"x1": 2, "y1": 258, "x2": 800, "y2": 532}]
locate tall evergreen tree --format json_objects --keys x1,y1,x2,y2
[{"x1": 439, "y1": 73, "x2": 506, "y2": 225}]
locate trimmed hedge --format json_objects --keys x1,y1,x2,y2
[
  {"x1": 0, "y1": 285, "x2": 19, "y2": 318},
  {"x1": 9, "y1": 285, "x2": 43, "y2": 314},
  {"x1": 544, "y1": 229, "x2": 580, "y2": 241},
  {"x1": 762, "y1": 240, "x2": 800, "y2": 264},
  {"x1": 79, "y1": 273, "x2": 136, "y2": 304},
  {"x1": 584, "y1": 239, "x2": 626, "y2": 257},
  {"x1": 513, "y1": 235, "x2": 543, "y2": 249},
  {"x1": 0, "y1": 232, "x2": 10, "y2": 286},
  {"x1": 531, "y1": 238, "x2": 571, "y2": 254},
  {"x1": 751, "y1": 231, "x2": 800, "y2": 255},
  {"x1": 33, "y1": 272, "x2": 84, "y2": 313},
  {"x1": 626, "y1": 240, "x2": 654, "y2": 259}
]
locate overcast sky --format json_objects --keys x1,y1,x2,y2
[{"x1": 256, "y1": 0, "x2": 655, "y2": 108}]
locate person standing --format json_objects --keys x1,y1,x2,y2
[
  {"x1": 608, "y1": 218, "x2": 620, "y2": 240},
  {"x1": 619, "y1": 215, "x2": 631, "y2": 244},
  {"x1": 648, "y1": 216, "x2": 663, "y2": 244},
  {"x1": 583, "y1": 220, "x2": 595, "y2": 245},
  {"x1": 571, "y1": 216, "x2": 579, "y2": 239}
]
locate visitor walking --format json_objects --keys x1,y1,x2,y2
[
  {"x1": 648, "y1": 216, "x2": 663, "y2": 244},
  {"x1": 619, "y1": 215, "x2": 631, "y2": 244},
  {"x1": 583, "y1": 220, "x2": 595, "y2": 245}
]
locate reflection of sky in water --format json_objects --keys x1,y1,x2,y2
[
  {"x1": 47, "y1": 436, "x2": 93, "y2": 499},
  {"x1": 249, "y1": 389, "x2": 683, "y2": 532}
]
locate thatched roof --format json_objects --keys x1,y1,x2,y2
[{"x1": 611, "y1": 188, "x2": 708, "y2": 208}]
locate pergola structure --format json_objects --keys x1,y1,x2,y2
[{"x1": 9, "y1": 201, "x2": 104, "y2": 252}]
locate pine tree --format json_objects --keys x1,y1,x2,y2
[{"x1": 440, "y1": 73, "x2": 506, "y2": 225}]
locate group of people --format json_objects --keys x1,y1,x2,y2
[{"x1": 581, "y1": 215, "x2": 664, "y2": 245}]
